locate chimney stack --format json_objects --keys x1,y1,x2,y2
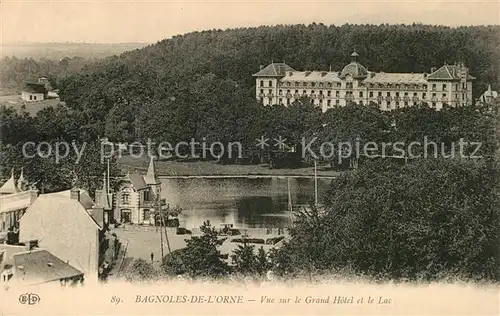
[{"x1": 70, "y1": 187, "x2": 80, "y2": 201}]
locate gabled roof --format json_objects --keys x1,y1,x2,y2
[
  {"x1": 126, "y1": 173, "x2": 148, "y2": 190},
  {"x1": 20, "y1": 193, "x2": 102, "y2": 235},
  {"x1": 50, "y1": 188, "x2": 95, "y2": 209},
  {"x1": 253, "y1": 62, "x2": 295, "y2": 77},
  {"x1": 144, "y1": 156, "x2": 160, "y2": 185},
  {"x1": 426, "y1": 64, "x2": 476, "y2": 81},
  {"x1": 0, "y1": 169, "x2": 21, "y2": 195},
  {"x1": 13, "y1": 249, "x2": 83, "y2": 285},
  {"x1": 23, "y1": 83, "x2": 47, "y2": 94}
]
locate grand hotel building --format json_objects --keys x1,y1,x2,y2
[{"x1": 253, "y1": 52, "x2": 475, "y2": 112}]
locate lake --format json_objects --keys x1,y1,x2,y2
[{"x1": 160, "y1": 177, "x2": 333, "y2": 229}]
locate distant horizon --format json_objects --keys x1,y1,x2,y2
[
  {"x1": 3, "y1": 22, "x2": 499, "y2": 46},
  {"x1": 3, "y1": 1, "x2": 498, "y2": 43}
]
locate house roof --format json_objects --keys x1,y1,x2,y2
[
  {"x1": 23, "y1": 83, "x2": 47, "y2": 94},
  {"x1": 483, "y1": 85, "x2": 498, "y2": 98},
  {"x1": 49, "y1": 188, "x2": 95, "y2": 209},
  {"x1": 0, "y1": 169, "x2": 21, "y2": 195},
  {"x1": 20, "y1": 193, "x2": 101, "y2": 236},
  {"x1": 144, "y1": 156, "x2": 160, "y2": 185},
  {"x1": 426, "y1": 64, "x2": 476, "y2": 81},
  {"x1": 13, "y1": 249, "x2": 83, "y2": 285},
  {"x1": 126, "y1": 173, "x2": 149, "y2": 190},
  {"x1": 253, "y1": 62, "x2": 295, "y2": 77},
  {"x1": 363, "y1": 72, "x2": 428, "y2": 84}
]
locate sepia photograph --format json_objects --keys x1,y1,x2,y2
[{"x1": 0, "y1": 0, "x2": 499, "y2": 315}]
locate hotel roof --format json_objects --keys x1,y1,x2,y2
[
  {"x1": 363, "y1": 73, "x2": 428, "y2": 84},
  {"x1": 253, "y1": 62, "x2": 295, "y2": 77},
  {"x1": 281, "y1": 71, "x2": 342, "y2": 82},
  {"x1": 426, "y1": 64, "x2": 476, "y2": 81}
]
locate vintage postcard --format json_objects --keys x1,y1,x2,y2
[{"x1": 0, "y1": 0, "x2": 499, "y2": 315}]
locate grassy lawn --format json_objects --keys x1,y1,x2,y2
[
  {"x1": 0, "y1": 94, "x2": 63, "y2": 116},
  {"x1": 119, "y1": 155, "x2": 340, "y2": 177}
]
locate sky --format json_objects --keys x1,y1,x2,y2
[{"x1": 1, "y1": 0, "x2": 499, "y2": 44}]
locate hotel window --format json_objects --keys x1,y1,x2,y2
[
  {"x1": 279, "y1": 90, "x2": 282, "y2": 95},
  {"x1": 303, "y1": 82, "x2": 307, "y2": 87},
  {"x1": 443, "y1": 84, "x2": 447, "y2": 91},
  {"x1": 303, "y1": 90, "x2": 307, "y2": 94},
  {"x1": 336, "y1": 99, "x2": 340, "y2": 105},
  {"x1": 413, "y1": 102, "x2": 417, "y2": 106},
  {"x1": 287, "y1": 89, "x2": 290, "y2": 94},
  {"x1": 432, "y1": 84, "x2": 436, "y2": 91},
  {"x1": 432, "y1": 93, "x2": 436, "y2": 98},
  {"x1": 336, "y1": 83, "x2": 341, "y2": 88},
  {"x1": 327, "y1": 100, "x2": 331, "y2": 106},
  {"x1": 395, "y1": 92, "x2": 400, "y2": 97},
  {"x1": 423, "y1": 84, "x2": 427, "y2": 89},
  {"x1": 359, "y1": 91, "x2": 363, "y2": 97},
  {"x1": 404, "y1": 102, "x2": 408, "y2": 107},
  {"x1": 388, "y1": 84, "x2": 392, "y2": 88},
  {"x1": 413, "y1": 92, "x2": 417, "y2": 96},
  {"x1": 432, "y1": 102, "x2": 436, "y2": 108},
  {"x1": 269, "y1": 81, "x2": 273, "y2": 87},
  {"x1": 327, "y1": 91, "x2": 331, "y2": 96},
  {"x1": 395, "y1": 102, "x2": 400, "y2": 107},
  {"x1": 260, "y1": 89, "x2": 264, "y2": 94},
  {"x1": 295, "y1": 90, "x2": 299, "y2": 94},
  {"x1": 295, "y1": 82, "x2": 299, "y2": 87},
  {"x1": 287, "y1": 82, "x2": 291, "y2": 87},
  {"x1": 396, "y1": 84, "x2": 400, "y2": 89},
  {"x1": 423, "y1": 93, "x2": 426, "y2": 99},
  {"x1": 260, "y1": 80, "x2": 264, "y2": 87},
  {"x1": 319, "y1": 90, "x2": 323, "y2": 95},
  {"x1": 311, "y1": 82, "x2": 316, "y2": 87},
  {"x1": 336, "y1": 91, "x2": 340, "y2": 97},
  {"x1": 279, "y1": 98, "x2": 283, "y2": 104},
  {"x1": 387, "y1": 92, "x2": 391, "y2": 96},
  {"x1": 269, "y1": 89, "x2": 272, "y2": 94},
  {"x1": 346, "y1": 82, "x2": 353, "y2": 89},
  {"x1": 369, "y1": 91, "x2": 373, "y2": 97},
  {"x1": 319, "y1": 82, "x2": 324, "y2": 87},
  {"x1": 378, "y1": 92, "x2": 382, "y2": 96},
  {"x1": 268, "y1": 98, "x2": 272, "y2": 104}
]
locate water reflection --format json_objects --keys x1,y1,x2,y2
[{"x1": 160, "y1": 177, "x2": 331, "y2": 229}]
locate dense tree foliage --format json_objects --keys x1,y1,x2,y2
[{"x1": 271, "y1": 157, "x2": 499, "y2": 281}]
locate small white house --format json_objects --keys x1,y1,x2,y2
[{"x1": 21, "y1": 83, "x2": 47, "y2": 102}]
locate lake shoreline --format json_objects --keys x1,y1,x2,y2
[{"x1": 119, "y1": 156, "x2": 342, "y2": 178}]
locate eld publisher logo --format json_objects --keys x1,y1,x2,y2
[{"x1": 19, "y1": 293, "x2": 41, "y2": 305}]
